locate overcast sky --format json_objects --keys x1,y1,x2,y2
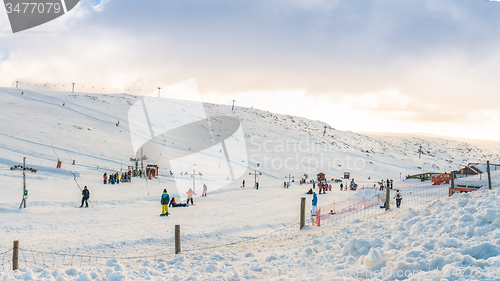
[{"x1": 1, "y1": 0, "x2": 500, "y2": 141}]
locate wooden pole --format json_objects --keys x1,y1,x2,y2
[
  {"x1": 300, "y1": 198, "x2": 305, "y2": 230},
  {"x1": 13, "y1": 240, "x2": 19, "y2": 270},
  {"x1": 175, "y1": 225, "x2": 181, "y2": 254},
  {"x1": 385, "y1": 184, "x2": 390, "y2": 210},
  {"x1": 487, "y1": 161, "x2": 492, "y2": 190},
  {"x1": 450, "y1": 171, "x2": 455, "y2": 196}
]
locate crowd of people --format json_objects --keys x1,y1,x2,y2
[{"x1": 103, "y1": 171, "x2": 133, "y2": 184}]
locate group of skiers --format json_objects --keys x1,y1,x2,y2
[
  {"x1": 103, "y1": 172, "x2": 132, "y2": 184},
  {"x1": 160, "y1": 184, "x2": 207, "y2": 216},
  {"x1": 378, "y1": 179, "x2": 394, "y2": 190}
]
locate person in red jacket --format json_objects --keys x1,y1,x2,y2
[{"x1": 103, "y1": 173, "x2": 107, "y2": 184}]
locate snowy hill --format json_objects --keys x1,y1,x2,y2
[{"x1": 1, "y1": 87, "x2": 500, "y2": 279}]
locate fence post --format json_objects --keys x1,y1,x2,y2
[
  {"x1": 450, "y1": 171, "x2": 455, "y2": 196},
  {"x1": 13, "y1": 240, "x2": 19, "y2": 271},
  {"x1": 385, "y1": 185, "x2": 390, "y2": 210},
  {"x1": 300, "y1": 197, "x2": 305, "y2": 230},
  {"x1": 175, "y1": 225, "x2": 181, "y2": 254},
  {"x1": 487, "y1": 161, "x2": 492, "y2": 190}
]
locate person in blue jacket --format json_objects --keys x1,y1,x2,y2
[
  {"x1": 312, "y1": 192, "x2": 318, "y2": 216},
  {"x1": 160, "y1": 189, "x2": 170, "y2": 216}
]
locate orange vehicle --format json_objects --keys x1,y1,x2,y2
[{"x1": 432, "y1": 174, "x2": 450, "y2": 185}]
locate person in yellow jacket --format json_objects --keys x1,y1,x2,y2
[{"x1": 160, "y1": 189, "x2": 170, "y2": 216}]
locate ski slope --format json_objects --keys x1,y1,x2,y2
[{"x1": 1, "y1": 88, "x2": 500, "y2": 279}]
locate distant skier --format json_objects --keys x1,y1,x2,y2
[
  {"x1": 186, "y1": 188, "x2": 197, "y2": 205},
  {"x1": 313, "y1": 181, "x2": 316, "y2": 189},
  {"x1": 283, "y1": 181, "x2": 287, "y2": 188},
  {"x1": 286, "y1": 182, "x2": 290, "y2": 188},
  {"x1": 80, "y1": 186, "x2": 90, "y2": 208},
  {"x1": 340, "y1": 183, "x2": 343, "y2": 191},
  {"x1": 312, "y1": 192, "x2": 318, "y2": 216},
  {"x1": 202, "y1": 183, "x2": 207, "y2": 197},
  {"x1": 318, "y1": 182, "x2": 323, "y2": 194},
  {"x1": 395, "y1": 190, "x2": 402, "y2": 208},
  {"x1": 56, "y1": 160, "x2": 62, "y2": 169},
  {"x1": 103, "y1": 173, "x2": 107, "y2": 184},
  {"x1": 21, "y1": 92, "x2": 23, "y2": 95},
  {"x1": 242, "y1": 180, "x2": 245, "y2": 188},
  {"x1": 161, "y1": 189, "x2": 170, "y2": 216},
  {"x1": 256, "y1": 182, "x2": 259, "y2": 189}
]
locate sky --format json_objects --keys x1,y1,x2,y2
[{"x1": 1, "y1": 0, "x2": 500, "y2": 141}]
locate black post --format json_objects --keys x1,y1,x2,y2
[{"x1": 487, "y1": 161, "x2": 492, "y2": 190}]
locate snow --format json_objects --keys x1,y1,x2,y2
[{"x1": 0, "y1": 88, "x2": 500, "y2": 279}]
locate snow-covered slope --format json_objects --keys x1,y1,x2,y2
[
  {"x1": 1, "y1": 87, "x2": 500, "y2": 279},
  {"x1": 1, "y1": 172, "x2": 500, "y2": 280}
]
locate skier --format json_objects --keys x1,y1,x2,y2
[
  {"x1": 326, "y1": 183, "x2": 330, "y2": 191},
  {"x1": 116, "y1": 173, "x2": 120, "y2": 184},
  {"x1": 283, "y1": 181, "x2": 287, "y2": 188},
  {"x1": 169, "y1": 197, "x2": 188, "y2": 207},
  {"x1": 160, "y1": 189, "x2": 170, "y2": 216},
  {"x1": 202, "y1": 183, "x2": 207, "y2": 197},
  {"x1": 395, "y1": 190, "x2": 402, "y2": 208},
  {"x1": 242, "y1": 180, "x2": 245, "y2": 188},
  {"x1": 186, "y1": 188, "x2": 197, "y2": 205},
  {"x1": 318, "y1": 182, "x2": 323, "y2": 194},
  {"x1": 286, "y1": 182, "x2": 290, "y2": 188},
  {"x1": 312, "y1": 192, "x2": 318, "y2": 216},
  {"x1": 80, "y1": 186, "x2": 90, "y2": 208},
  {"x1": 340, "y1": 182, "x2": 343, "y2": 191},
  {"x1": 103, "y1": 173, "x2": 107, "y2": 184},
  {"x1": 256, "y1": 182, "x2": 259, "y2": 189},
  {"x1": 313, "y1": 181, "x2": 316, "y2": 189}
]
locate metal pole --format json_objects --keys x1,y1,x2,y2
[
  {"x1": 141, "y1": 148, "x2": 144, "y2": 176},
  {"x1": 193, "y1": 169, "x2": 195, "y2": 193},
  {"x1": 487, "y1": 161, "x2": 492, "y2": 190},
  {"x1": 16, "y1": 81, "x2": 19, "y2": 88},
  {"x1": 158, "y1": 87, "x2": 161, "y2": 97},
  {"x1": 300, "y1": 198, "x2": 305, "y2": 230},
  {"x1": 231, "y1": 100, "x2": 236, "y2": 111},
  {"x1": 71, "y1": 83, "x2": 75, "y2": 93},
  {"x1": 175, "y1": 225, "x2": 181, "y2": 254},
  {"x1": 19, "y1": 157, "x2": 27, "y2": 209},
  {"x1": 13, "y1": 241, "x2": 19, "y2": 270}
]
